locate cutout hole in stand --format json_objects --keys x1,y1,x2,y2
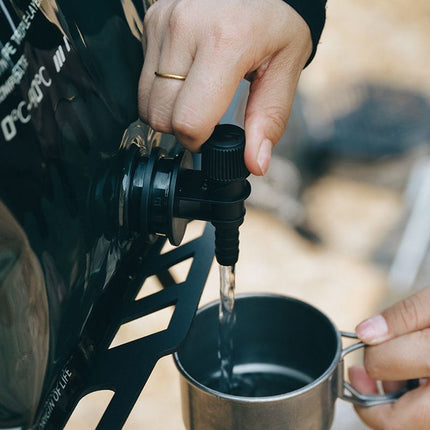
[
  {"x1": 168, "y1": 258, "x2": 192, "y2": 285},
  {"x1": 64, "y1": 390, "x2": 115, "y2": 430},
  {"x1": 109, "y1": 305, "x2": 176, "y2": 349},
  {"x1": 135, "y1": 275, "x2": 163, "y2": 300}
]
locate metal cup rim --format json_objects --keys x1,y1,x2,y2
[{"x1": 173, "y1": 292, "x2": 342, "y2": 403}]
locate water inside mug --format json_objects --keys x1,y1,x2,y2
[
  {"x1": 176, "y1": 294, "x2": 339, "y2": 398},
  {"x1": 202, "y1": 362, "x2": 313, "y2": 397}
]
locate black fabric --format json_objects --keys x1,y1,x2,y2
[{"x1": 283, "y1": 0, "x2": 327, "y2": 65}]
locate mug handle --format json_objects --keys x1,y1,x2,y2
[{"x1": 339, "y1": 331, "x2": 412, "y2": 407}]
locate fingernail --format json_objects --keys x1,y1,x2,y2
[
  {"x1": 356, "y1": 315, "x2": 389, "y2": 345},
  {"x1": 257, "y1": 138, "x2": 272, "y2": 175},
  {"x1": 419, "y1": 378, "x2": 428, "y2": 386}
]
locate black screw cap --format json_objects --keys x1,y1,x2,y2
[{"x1": 201, "y1": 124, "x2": 249, "y2": 182}]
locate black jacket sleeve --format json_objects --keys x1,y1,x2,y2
[{"x1": 283, "y1": 0, "x2": 327, "y2": 65}]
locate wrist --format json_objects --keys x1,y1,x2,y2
[{"x1": 282, "y1": 0, "x2": 327, "y2": 66}]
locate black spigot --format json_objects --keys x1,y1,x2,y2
[
  {"x1": 130, "y1": 124, "x2": 251, "y2": 265},
  {"x1": 199, "y1": 125, "x2": 250, "y2": 265},
  {"x1": 91, "y1": 124, "x2": 251, "y2": 265}
]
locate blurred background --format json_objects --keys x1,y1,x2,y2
[{"x1": 66, "y1": 0, "x2": 430, "y2": 428}]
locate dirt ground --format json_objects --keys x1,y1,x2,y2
[{"x1": 65, "y1": 0, "x2": 430, "y2": 428}]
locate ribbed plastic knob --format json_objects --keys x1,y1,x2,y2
[{"x1": 201, "y1": 124, "x2": 249, "y2": 182}]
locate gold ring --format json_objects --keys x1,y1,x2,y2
[{"x1": 154, "y1": 71, "x2": 187, "y2": 81}]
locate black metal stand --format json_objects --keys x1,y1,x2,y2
[{"x1": 35, "y1": 223, "x2": 214, "y2": 429}]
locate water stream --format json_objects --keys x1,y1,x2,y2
[
  {"x1": 211, "y1": 264, "x2": 312, "y2": 397},
  {"x1": 218, "y1": 264, "x2": 236, "y2": 394}
]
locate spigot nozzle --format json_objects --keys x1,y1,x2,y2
[{"x1": 201, "y1": 124, "x2": 250, "y2": 266}]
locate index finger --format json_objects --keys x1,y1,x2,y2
[{"x1": 356, "y1": 286, "x2": 430, "y2": 345}]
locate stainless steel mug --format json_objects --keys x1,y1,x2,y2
[{"x1": 173, "y1": 293, "x2": 403, "y2": 430}]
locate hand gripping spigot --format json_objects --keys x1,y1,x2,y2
[{"x1": 127, "y1": 124, "x2": 251, "y2": 265}]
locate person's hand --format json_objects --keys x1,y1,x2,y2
[
  {"x1": 138, "y1": 0, "x2": 312, "y2": 175},
  {"x1": 349, "y1": 286, "x2": 430, "y2": 430}
]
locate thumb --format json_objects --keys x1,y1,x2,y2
[
  {"x1": 244, "y1": 50, "x2": 303, "y2": 176},
  {"x1": 356, "y1": 286, "x2": 430, "y2": 345}
]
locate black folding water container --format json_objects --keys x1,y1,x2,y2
[{"x1": 0, "y1": 1, "x2": 219, "y2": 428}]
